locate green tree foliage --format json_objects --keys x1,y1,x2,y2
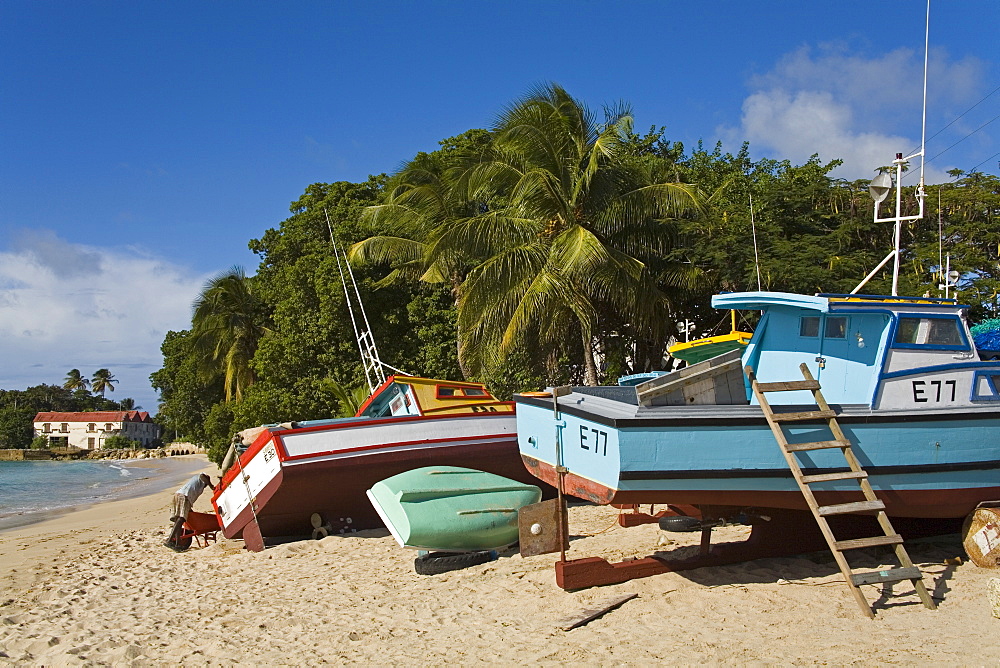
[
  {"x1": 0, "y1": 383, "x2": 119, "y2": 448},
  {"x1": 354, "y1": 87, "x2": 700, "y2": 385},
  {"x1": 63, "y1": 369, "x2": 90, "y2": 392},
  {"x1": 191, "y1": 267, "x2": 271, "y2": 402},
  {"x1": 103, "y1": 435, "x2": 141, "y2": 450},
  {"x1": 90, "y1": 369, "x2": 118, "y2": 397},
  {"x1": 150, "y1": 330, "x2": 224, "y2": 444},
  {"x1": 150, "y1": 86, "x2": 1000, "y2": 463}
]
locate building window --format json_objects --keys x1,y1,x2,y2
[
  {"x1": 88, "y1": 437, "x2": 95, "y2": 448},
  {"x1": 87, "y1": 423, "x2": 96, "y2": 432},
  {"x1": 105, "y1": 423, "x2": 113, "y2": 431},
  {"x1": 61, "y1": 423, "x2": 69, "y2": 433},
  {"x1": 43, "y1": 423, "x2": 51, "y2": 433}
]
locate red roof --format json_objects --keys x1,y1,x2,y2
[{"x1": 33, "y1": 411, "x2": 153, "y2": 423}]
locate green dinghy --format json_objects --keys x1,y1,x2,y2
[{"x1": 367, "y1": 466, "x2": 541, "y2": 551}]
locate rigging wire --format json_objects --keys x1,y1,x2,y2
[
  {"x1": 907, "y1": 83, "x2": 1000, "y2": 156},
  {"x1": 926, "y1": 113, "x2": 1000, "y2": 164},
  {"x1": 964, "y1": 149, "x2": 1000, "y2": 176},
  {"x1": 900, "y1": 83, "x2": 1000, "y2": 182}
]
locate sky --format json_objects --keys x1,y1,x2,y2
[{"x1": 1, "y1": 1, "x2": 997, "y2": 413}]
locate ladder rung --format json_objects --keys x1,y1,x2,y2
[
  {"x1": 785, "y1": 440, "x2": 849, "y2": 452},
  {"x1": 800, "y1": 470, "x2": 868, "y2": 484},
  {"x1": 817, "y1": 499, "x2": 886, "y2": 516},
  {"x1": 755, "y1": 380, "x2": 821, "y2": 392},
  {"x1": 770, "y1": 409, "x2": 837, "y2": 423},
  {"x1": 850, "y1": 567, "x2": 923, "y2": 586},
  {"x1": 834, "y1": 534, "x2": 904, "y2": 551}
]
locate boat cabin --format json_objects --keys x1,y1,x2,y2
[
  {"x1": 356, "y1": 376, "x2": 514, "y2": 418},
  {"x1": 712, "y1": 291, "x2": 995, "y2": 408}
]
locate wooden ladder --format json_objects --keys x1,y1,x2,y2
[{"x1": 745, "y1": 362, "x2": 936, "y2": 618}]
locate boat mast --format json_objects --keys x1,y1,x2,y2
[
  {"x1": 325, "y1": 209, "x2": 406, "y2": 394},
  {"x1": 853, "y1": 0, "x2": 930, "y2": 296}
]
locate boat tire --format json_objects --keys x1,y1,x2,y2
[
  {"x1": 414, "y1": 550, "x2": 493, "y2": 576},
  {"x1": 658, "y1": 515, "x2": 703, "y2": 532}
]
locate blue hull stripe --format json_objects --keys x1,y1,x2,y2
[{"x1": 620, "y1": 459, "x2": 1000, "y2": 480}]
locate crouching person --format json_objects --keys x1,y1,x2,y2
[{"x1": 164, "y1": 473, "x2": 215, "y2": 551}]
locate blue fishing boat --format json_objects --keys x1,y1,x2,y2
[{"x1": 516, "y1": 291, "x2": 1000, "y2": 520}]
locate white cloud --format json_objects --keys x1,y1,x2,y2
[
  {"x1": 0, "y1": 231, "x2": 210, "y2": 412},
  {"x1": 721, "y1": 44, "x2": 985, "y2": 182}
]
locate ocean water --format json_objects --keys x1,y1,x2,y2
[{"x1": 0, "y1": 459, "x2": 173, "y2": 531}]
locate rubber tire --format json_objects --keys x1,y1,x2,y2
[
  {"x1": 414, "y1": 551, "x2": 492, "y2": 576},
  {"x1": 658, "y1": 515, "x2": 702, "y2": 532}
]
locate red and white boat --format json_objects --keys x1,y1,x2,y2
[{"x1": 211, "y1": 375, "x2": 535, "y2": 551}]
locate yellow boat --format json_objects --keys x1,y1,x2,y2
[{"x1": 668, "y1": 311, "x2": 752, "y2": 365}]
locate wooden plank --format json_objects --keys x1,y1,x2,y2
[
  {"x1": 800, "y1": 470, "x2": 867, "y2": 484},
  {"x1": 785, "y1": 439, "x2": 850, "y2": 452},
  {"x1": 834, "y1": 534, "x2": 904, "y2": 551},
  {"x1": 756, "y1": 380, "x2": 821, "y2": 393},
  {"x1": 817, "y1": 499, "x2": 886, "y2": 516},
  {"x1": 636, "y1": 358, "x2": 742, "y2": 404},
  {"x1": 770, "y1": 409, "x2": 837, "y2": 423},
  {"x1": 850, "y1": 567, "x2": 923, "y2": 586},
  {"x1": 556, "y1": 593, "x2": 640, "y2": 631}
]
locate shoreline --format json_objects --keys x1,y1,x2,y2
[
  {"x1": 0, "y1": 455, "x2": 214, "y2": 534},
  {"x1": 0, "y1": 454, "x2": 216, "y2": 594},
  {"x1": 1, "y1": 459, "x2": 997, "y2": 663}
]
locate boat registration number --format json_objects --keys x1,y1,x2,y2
[
  {"x1": 911, "y1": 379, "x2": 957, "y2": 403},
  {"x1": 578, "y1": 425, "x2": 609, "y2": 456}
]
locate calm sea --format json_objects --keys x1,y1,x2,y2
[{"x1": 0, "y1": 459, "x2": 199, "y2": 531}]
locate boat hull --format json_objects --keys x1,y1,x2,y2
[
  {"x1": 367, "y1": 466, "x2": 541, "y2": 551},
  {"x1": 213, "y1": 413, "x2": 539, "y2": 546},
  {"x1": 516, "y1": 394, "x2": 1000, "y2": 519}
]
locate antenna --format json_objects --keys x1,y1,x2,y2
[
  {"x1": 750, "y1": 192, "x2": 762, "y2": 291},
  {"x1": 325, "y1": 209, "x2": 407, "y2": 394},
  {"x1": 853, "y1": 0, "x2": 930, "y2": 296}
]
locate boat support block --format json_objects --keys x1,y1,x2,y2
[{"x1": 555, "y1": 508, "x2": 826, "y2": 590}]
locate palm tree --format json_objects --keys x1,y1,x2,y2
[
  {"x1": 91, "y1": 369, "x2": 118, "y2": 397},
  {"x1": 63, "y1": 369, "x2": 90, "y2": 392},
  {"x1": 191, "y1": 266, "x2": 270, "y2": 402},
  {"x1": 119, "y1": 397, "x2": 141, "y2": 411},
  {"x1": 356, "y1": 84, "x2": 700, "y2": 384}
]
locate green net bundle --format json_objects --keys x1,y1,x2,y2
[{"x1": 971, "y1": 318, "x2": 1000, "y2": 351}]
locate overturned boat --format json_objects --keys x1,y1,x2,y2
[{"x1": 367, "y1": 466, "x2": 541, "y2": 552}]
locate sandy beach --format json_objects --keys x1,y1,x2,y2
[{"x1": 2, "y1": 456, "x2": 998, "y2": 665}]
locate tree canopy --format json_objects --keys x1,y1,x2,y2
[{"x1": 149, "y1": 83, "x2": 1000, "y2": 464}]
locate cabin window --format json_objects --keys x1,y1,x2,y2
[
  {"x1": 464, "y1": 388, "x2": 487, "y2": 396},
  {"x1": 436, "y1": 386, "x2": 474, "y2": 400},
  {"x1": 825, "y1": 316, "x2": 848, "y2": 339},
  {"x1": 800, "y1": 317, "x2": 820, "y2": 337},
  {"x1": 894, "y1": 316, "x2": 964, "y2": 348},
  {"x1": 972, "y1": 372, "x2": 1000, "y2": 402}
]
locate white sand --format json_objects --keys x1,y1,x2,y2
[{"x1": 2, "y1": 459, "x2": 998, "y2": 665}]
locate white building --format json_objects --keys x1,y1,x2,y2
[{"x1": 33, "y1": 411, "x2": 160, "y2": 450}]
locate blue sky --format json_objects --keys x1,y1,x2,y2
[{"x1": 1, "y1": 1, "x2": 997, "y2": 413}]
